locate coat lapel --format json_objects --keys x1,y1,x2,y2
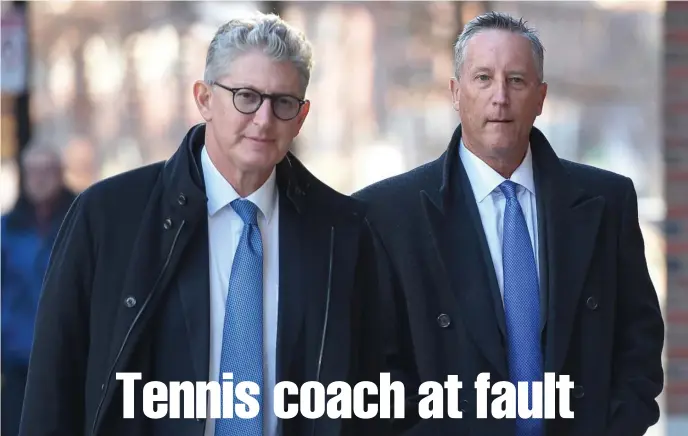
[
  {"x1": 275, "y1": 162, "x2": 332, "y2": 384},
  {"x1": 530, "y1": 129, "x2": 605, "y2": 373},
  {"x1": 534, "y1": 166, "x2": 550, "y2": 334},
  {"x1": 421, "y1": 132, "x2": 509, "y2": 379},
  {"x1": 176, "y1": 217, "x2": 211, "y2": 382},
  {"x1": 456, "y1": 156, "x2": 508, "y2": 340},
  {"x1": 276, "y1": 188, "x2": 306, "y2": 382}
]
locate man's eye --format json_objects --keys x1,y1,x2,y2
[
  {"x1": 477, "y1": 74, "x2": 489, "y2": 81},
  {"x1": 237, "y1": 91, "x2": 257, "y2": 100}
]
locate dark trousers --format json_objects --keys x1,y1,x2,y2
[{"x1": 2, "y1": 363, "x2": 28, "y2": 436}]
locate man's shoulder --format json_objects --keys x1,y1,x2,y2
[
  {"x1": 284, "y1": 153, "x2": 369, "y2": 222},
  {"x1": 89, "y1": 161, "x2": 164, "y2": 194},
  {"x1": 298, "y1": 167, "x2": 369, "y2": 223},
  {"x1": 76, "y1": 161, "x2": 166, "y2": 216},
  {"x1": 353, "y1": 156, "x2": 443, "y2": 204},
  {"x1": 559, "y1": 158, "x2": 633, "y2": 194}
]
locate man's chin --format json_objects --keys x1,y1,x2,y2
[
  {"x1": 236, "y1": 149, "x2": 285, "y2": 173},
  {"x1": 482, "y1": 129, "x2": 515, "y2": 144}
]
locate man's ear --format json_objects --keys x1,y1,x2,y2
[
  {"x1": 294, "y1": 100, "x2": 310, "y2": 135},
  {"x1": 449, "y1": 77, "x2": 460, "y2": 111},
  {"x1": 536, "y1": 81, "x2": 548, "y2": 116},
  {"x1": 193, "y1": 80, "x2": 213, "y2": 122}
]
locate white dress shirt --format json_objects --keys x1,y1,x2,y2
[
  {"x1": 201, "y1": 146, "x2": 280, "y2": 436},
  {"x1": 459, "y1": 140, "x2": 540, "y2": 302}
]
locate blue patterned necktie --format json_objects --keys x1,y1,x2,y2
[
  {"x1": 215, "y1": 199, "x2": 263, "y2": 436},
  {"x1": 500, "y1": 180, "x2": 543, "y2": 436}
]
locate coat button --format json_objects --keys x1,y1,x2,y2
[
  {"x1": 177, "y1": 194, "x2": 187, "y2": 206},
  {"x1": 460, "y1": 399, "x2": 469, "y2": 412},
  {"x1": 163, "y1": 218, "x2": 173, "y2": 230},
  {"x1": 573, "y1": 385, "x2": 584, "y2": 399},
  {"x1": 437, "y1": 313, "x2": 451, "y2": 328},
  {"x1": 124, "y1": 296, "x2": 137, "y2": 308},
  {"x1": 586, "y1": 296, "x2": 598, "y2": 310}
]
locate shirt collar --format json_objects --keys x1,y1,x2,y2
[
  {"x1": 201, "y1": 145, "x2": 277, "y2": 223},
  {"x1": 459, "y1": 139, "x2": 536, "y2": 203}
]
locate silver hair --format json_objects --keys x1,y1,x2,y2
[
  {"x1": 204, "y1": 12, "x2": 314, "y2": 96},
  {"x1": 454, "y1": 11, "x2": 545, "y2": 82}
]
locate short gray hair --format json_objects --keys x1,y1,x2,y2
[
  {"x1": 204, "y1": 12, "x2": 314, "y2": 96},
  {"x1": 454, "y1": 11, "x2": 544, "y2": 82}
]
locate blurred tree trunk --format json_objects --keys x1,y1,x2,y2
[{"x1": 11, "y1": 0, "x2": 31, "y2": 198}]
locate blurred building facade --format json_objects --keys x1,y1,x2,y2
[
  {"x1": 2, "y1": 1, "x2": 666, "y2": 205},
  {"x1": 0, "y1": 1, "x2": 679, "y2": 434}
]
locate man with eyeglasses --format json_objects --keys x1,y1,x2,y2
[{"x1": 20, "y1": 13, "x2": 387, "y2": 436}]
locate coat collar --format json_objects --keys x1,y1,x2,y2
[
  {"x1": 161, "y1": 123, "x2": 319, "y2": 224},
  {"x1": 428, "y1": 124, "x2": 589, "y2": 213}
]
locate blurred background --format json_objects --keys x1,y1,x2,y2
[{"x1": 0, "y1": 1, "x2": 685, "y2": 435}]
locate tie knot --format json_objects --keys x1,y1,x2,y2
[
  {"x1": 499, "y1": 180, "x2": 519, "y2": 200},
  {"x1": 231, "y1": 199, "x2": 259, "y2": 225}
]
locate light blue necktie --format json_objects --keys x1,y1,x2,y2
[
  {"x1": 500, "y1": 180, "x2": 543, "y2": 436},
  {"x1": 215, "y1": 199, "x2": 263, "y2": 436}
]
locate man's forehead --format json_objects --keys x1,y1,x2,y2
[
  {"x1": 465, "y1": 30, "x2": 532, "y2": 57},
  {"x1": 463, "y1": 30, "x2": 536, "y2": 71},
  {"x1": 224, "y1": 52, "x2": 302, "y2": 95},
  {"x1": 229, "y1": 80, "x2": 297, "y2": 94}
]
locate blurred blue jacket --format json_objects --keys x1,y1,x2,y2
[{"x1": 1, "y1": 189, "x2": 75, "y2": 367}]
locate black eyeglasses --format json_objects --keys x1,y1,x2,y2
[{"x1": 211, "y1": 81, "x2": 307, "y2": 121}]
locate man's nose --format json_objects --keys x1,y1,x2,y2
[
  {"x1": 252, "y1": 98, "x2": 275, "y2": 125},
  {"x1": 492, "y1": 81, "x2": 509, "y2": 106}
]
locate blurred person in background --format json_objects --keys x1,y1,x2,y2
[
  {"x1": 1, "y1": 142, "x2": 76, "y2": 436},
  {"x1": 19, "y1": 11, "x2": 385, "y2": 436},
  {"x1": 355, "y1": 11, "x2": 664, "y2": 436}
]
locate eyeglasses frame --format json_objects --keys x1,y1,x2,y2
[{"x1": 210, "y1": 81, "x2": 308, "y2": 121}]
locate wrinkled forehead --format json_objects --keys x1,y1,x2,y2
[{"x1": 221, "y1": 51, "x2": 304, "y2": 96}]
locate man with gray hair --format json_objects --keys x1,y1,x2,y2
[
  {"x1": 355, "y1": 11, "x2": 664, "y2": 436},
  {"x1": 21, "y1": 12, "x2": 386, "y2": 436}
]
